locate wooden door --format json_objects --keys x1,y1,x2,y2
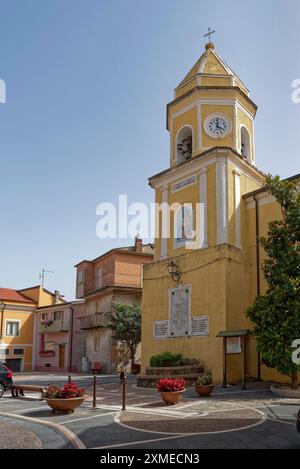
[{"x1": 59, "y1": 345, "x2": 65, "y2": 369}]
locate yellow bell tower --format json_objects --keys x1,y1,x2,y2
[
  {"x1": 141, "y1": 38, "x2": 266, "y2": 385},
  {"x1": 169, "y1": 40, "x2": 256, "y2": 167}
]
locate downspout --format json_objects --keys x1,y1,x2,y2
[
  {"x1": 254, "y1": 195, "x2": 261, "y2": 380},
  {"x1": 69, "y1": 306, "x2": 74, "y2": 373},
  {"x1": 0, "y1": 302, "x2": 5, "y2": 341}
]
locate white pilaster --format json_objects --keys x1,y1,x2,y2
[
  {"x1": 160, "y1": 185, "x2": 168, "y2": 259},
  {"x1": 234, "y1": 101, "x2": 238, "y2": 151},
  {"x1": 199, "y1": 167, "x2": 208, "y2": 249},
  {"x1": 170, "y1": 119, "x2": 174, "y2": 165},
  {"x1": 216, "y1": 157, "x2": 228, "y2": 245},
  {"x1": 196, "y1": 103, "x2": 202, "y2": 150},
  {"x1": 234, "y1": 168, "x2": 242, "y2": 249}
]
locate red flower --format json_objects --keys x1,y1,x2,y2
[
  {"x1": 157, "y1": 378, "x2": 185, "y2": 392},
  {"x1": 44, "y1": 381, "x2": 85, "y2": 399}
]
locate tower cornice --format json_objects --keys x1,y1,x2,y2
[
  {"x1": 148, "y1": 146, "x2": 265, "y2": 190},
  {"x1": 167, "y1": 86, "x2": 257, "y2": 130}
]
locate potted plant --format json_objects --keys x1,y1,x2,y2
[
  {"x1": 195, "y1": 373, "x2": 214, "y2": 397},
  {"x1": 43, "y1": 382, "x2": 86, "y2": 413},
  {"x1": 157, "y1": 378, "x2": 185, "y2": 405}
]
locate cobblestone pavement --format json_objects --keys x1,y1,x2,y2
[
  {"x1": 0, "y1": 420, "x2": 42, "y2": 449},
  {"x1": 0, "y1": 373, "x2": 299, "y2": 449}
]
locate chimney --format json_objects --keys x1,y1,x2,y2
[
  {"x1": 135, "y1": 234, "x2": 143, "y2": 253},
  {"x1": 54, "y1": 290, "x2": 60, "y2": 304}
]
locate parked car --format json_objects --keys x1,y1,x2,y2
[
  {"x1": 297, "y1": 409, "x2": 300, "y2": 434},
  {"x1": 0, "y1": 362, "x2": 13, "y2": 397}
]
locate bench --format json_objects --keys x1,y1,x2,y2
[
  {"x1": 11, "y1": 385, "x2": 46, "y2": 400},
  {"x1": 90, "y1": 362, "x2": 102, "y2": 374}
]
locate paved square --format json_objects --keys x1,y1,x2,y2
[{"x1": 0, "y1": 373, "x2": 299, "y2": 449}]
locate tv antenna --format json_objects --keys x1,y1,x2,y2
[{"x1": 39, "y1": 268, "x2": 55, "y2": 287}]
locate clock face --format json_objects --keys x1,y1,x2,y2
[{"x1": 204, "y1": 115, "x2": 231, "y2": 139}]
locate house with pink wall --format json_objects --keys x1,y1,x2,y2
[{"x1": 33, "y1": 300, "x2": 85, "y2": 372}]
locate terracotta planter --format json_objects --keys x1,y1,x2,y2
[
  {"x1": 159, "y1": 390, "x2": 185, "y2": 405},
  {"x1": 44, "y1": 397, "x2": 85, "y2": 413},
  {"x1": 195, "y1": 384, "x2": 214, "y2": 397}
]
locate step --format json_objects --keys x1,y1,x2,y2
[
  {"x1": 145, "y1": 365, "x2": 204, "y2": 376},
  {"x1": 136, "y1": 372, "x2": 206, "y2": 388}
]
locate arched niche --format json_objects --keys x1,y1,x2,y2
[
  {"x1": 176, "y1": 126, "x2": 193, "y2": 165},
  {"x1": 174, "y1": 204, "x2": 193, "y2": 246},
  {"x1": 240, "y1": 126, "x2": 251, "y2": 162}
]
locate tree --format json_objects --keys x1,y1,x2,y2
[
  {"x1": 246, "y1": 174, "x2": 300, "y2": 389},
  {"x1": 108, "y1": 304, "x2": 141, "y2": 369}
]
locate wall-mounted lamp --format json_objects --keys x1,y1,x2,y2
[{"x1": 167, "y1": 260, "x2": 181, "y2": 283}]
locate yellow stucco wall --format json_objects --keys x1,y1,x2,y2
[
  {"x1": 141, "y1": 247, "x2": 228, "y2": 383},
  {"x1": 1, "y1": 301, "x2": 35, "y2": 371},
  {"x1": 0, "y1": 286, "x2": 63, "y2": 371}
]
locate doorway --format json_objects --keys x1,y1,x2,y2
[
  {"x1": 59, "y1": 345, "x2": 65, "y2": 369},
  {"x1": 6, "y1": 358, "x2": 22, "y2": 372}
]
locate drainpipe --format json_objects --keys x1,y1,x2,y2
[
  {"x1": 0, "y1": 302, "x2": 5, "y2": 341},
  {"x1": 69, "y1": 306, "x2": 74, "y2": 373},
  {"x1": 254, "y1": 195, "x2": 261, "y2": 381}
]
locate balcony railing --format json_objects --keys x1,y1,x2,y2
[
  {"x1": 38, "y1": 319, "x2": 69, "y2": 334},
  {"x1": 80, "y1": 312, "x2": 110, "y2": 330}
]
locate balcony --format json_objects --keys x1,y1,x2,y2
[
  {"x1": 38, "y1": 319, "x2": 69, "y2": 334},
  {"x1": 80, "y1": 312, "x2": 110, "y2": 330},
  {"x1": 76, "y1": 273, "x2": 115, "y2": 298}
]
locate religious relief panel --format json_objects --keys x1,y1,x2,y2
[
  {"x1": 168, "y1": 284, "x2": 191, "y2": 337},
  {"x1": 175, "y1": 206, "x2": 194, "y2": 246}
]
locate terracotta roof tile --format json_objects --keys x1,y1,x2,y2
[{"x1": 0, "y1": 288, "x2": 35, "y2": 303}]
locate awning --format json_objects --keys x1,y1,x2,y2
[{"x1": 216, "y1": 329, "x2": 251, "y2": 338}]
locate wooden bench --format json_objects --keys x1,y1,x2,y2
[
  {"x1": 11, "y1": 384, "x2": 46, "y2": 400},
  {"x1": 90, "y1": 362, "x2": 102, "y2": 374}
]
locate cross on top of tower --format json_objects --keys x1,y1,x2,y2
[{"x1": 203, "y1": 27, "x2": 216, "y2": 47}]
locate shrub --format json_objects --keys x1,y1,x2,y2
[
  {"x1": 157, "y1": 378, "x2": 185, "y2": 392},
  {"x1": 44, "y1": 382, "x2": 85, "y2": 399},
  {"x1": 150, "y1": 352, "x2": 183, "y2": 367},
  {"x1": 196, "y1": 374, "x2": 213, "y2": 386}
]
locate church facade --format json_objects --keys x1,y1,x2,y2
[{"x1": 141, "y1": 40, "x2": 299, "y2": 385}]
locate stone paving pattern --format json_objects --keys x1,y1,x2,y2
[
  {"x1": 0, "y1": 373, "x2": 299, "y2": 449},
  {"x1": 0, "y1": 420, "x2": 42, "y2": 449}
]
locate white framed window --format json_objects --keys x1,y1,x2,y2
[
  {"x1": 53, "y1": 311, "x2": 62, "y2": 321},
  {"x1": 13, "y1": 348, "x2": 24, "y2": 356},
  {"x1": 41, "y1": 313, "x2": 48, "y2": 321},
  {"x1": 44, "y1": 342, "x2": 55, "y2": 352},
  {"x1": 77, "y1": 270, "x2": 84, "y2": 285},
  {"x1": 96, "y1": 267, "x2": 103, "y2": 289},
  {"x1": 5, "y1": 321, "x2": 20, "y2": 337}
]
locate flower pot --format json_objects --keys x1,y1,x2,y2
[
  {"x1": 44, "y1": 397, "x2": 85, "y2": 414},
  {"x1": 195, "y1": 384, "x2": 214, "y2": 397},
  {"x1": 159, "y1": 390, "x2": 185, "y2": 405}
]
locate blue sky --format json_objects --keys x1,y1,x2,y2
[{"x1": 0, "y1": 0, "x2": 299, "y2": 299}]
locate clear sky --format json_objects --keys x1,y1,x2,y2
[{"x1": 0, "y1": 0, "x2": 299, "y2": 300}]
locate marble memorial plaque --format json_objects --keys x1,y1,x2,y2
[
  {"x1": 153, "y1": 320, "x2": 169, "y2": 339},
  {"x1": 191, "y1": 316, "x2": 209, "y2": 336},
  {"x1": 168, "y1": 285, "x2": 191, "y2": 337}
]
